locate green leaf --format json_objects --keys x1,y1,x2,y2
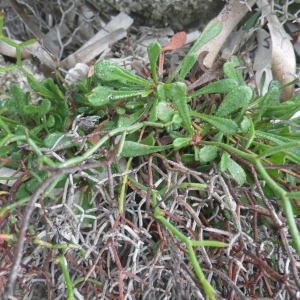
[
  {"x1": 268, "y1": 79, "x2": 281, "y2": 90},
  {"x1": 43, "y1": 132, "x2": 63, "y2": 148},
  {"x1": 173, "y1": 137, "x2": 192, "y2": 150},
  {"x1": 77, "y1": 187, "x2": 95, "y2": 225},
  {"x1": 141, "y1": 89, "x2": 154, "y2": 97},
  {"x1": 0, "y1": 144, "x2": 15, "y2": 156},
  {"x1": 220, "y1": 151, "x2": 229, "y2": 172},
  {"x1": 190, "y1": 111, "x2": 238, "y2": 135},
  {"x1": 44, "y1": 132, "x2": 79, "y2": 149},
  {"x1": 0, "y1": 98, "x2": 18, "y2": 114},
  {"x1": 240, "y1": 117, "x2": 250, "y2": 133},
  {"x1": 222, "y1": 61, "x2": 242, "y2": 83},
  {"x1": 179, "y1": 53, "x2": 197, "y2": 81},
  {"x1": 156, "y1": 101, "x2": 176, "y2": 123},
  {"x1": 28, "y1": 77, "x2": 64, "y2": 100},
  {"x1": 189, "y1": 21, "x2": 223, "y2": 54},
  {"x1": 259, "y1": 71, "x2": 266, "y2": 95},
  {"x1": 167, "y1": 21, "x2": 222, "y2": 83},
  {"x1": 94, "y1": 60, "x2": 151, "y2": 88},
  {"x1": 38, "y1": 99, "x2": 52, "y2": 119},
  {"x1": 24, "y1": 105, "x2": 40, "y2": 115},
  {"x1": 53, "y1": 113, "x2": 62, "y2": 130},
  {"x1": 116, "y1": 107, "x2": 126, "y2": 115},
  {"x1": 256, "y1": 130, "x2": 298, "y2": 146},
  {"x1": 245, "y1": 116, "x2": 255, "y2": 149},
  {"x1": 262, "y1": 103, "x2": 300, "y2": 119},
  {"x1": 10, "y1": 84, "x2": 27, "y2": 118},
  {"x1": 149, "y1": 98, "x2": 158, "y2": 122},
  {"x1": 216, "y1": 86, "x2": 252, "y2": 118},
  {"x1": 26, "y1": 170, "x2": 48, "y2": 193},
  {"x1": 170, "y1": 82, "x2": 193, "y2": 134},
  {"x1": 117, "y1": 107, "x2": 146, "y2": 127},
  {"x1": 45, "y1": 78, "x2": 65, "y2": 100},
  {"x1": 121, "y1": 141, "x2": 173, "y2": 157},
  {"x1": 125, "y1": 101, "x2": 144, "y2": 111},
  {"x1": 254, "y1": 86, "x2": 280, "y2": 122},
  {"x1": 142, "y1": 134, "x2": 155, "y2": 146},
  {"x1": 182, "y1": 154, "x2": 195, "y2": 163},
  {"x1": 47, "y1": 115, "x2": 55, "y2": 127},
  {"x1": 257, "y1": 141, "x2": 300, "y2": 159},
  {"x1": 199, "y1": 145, "x2": 218, "y2": 163},
  {"x1": 243, "y1": 11, "x2": 261, "y2": 31},
  {"x1": 147, "y1": 41, "x2": 161, "y2": 84},
  {"x1": 30, "y1": 124, "x2": 44, "y2": 136},
  {"x1": 87, "y1": 86, "x2": 145, "y2": 107},
  {"x1": 227, "y1": 158, "x2": 247, "y2": 186},
  {"x1": 157, "y1": 84, "x2": 166, "y2": 101},
  {"x1": 172, "y1": 113, "x2": 183, "y2": 125},
  {"x1": 56, "y1": 102, "x2": 69, "y2": 130},
  {"x1": 190, "y1": 79, "x2": 238, "y2": 98}
]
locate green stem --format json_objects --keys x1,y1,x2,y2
[
  {"x1": 0, "y1": 197, "x2": 30, "y2": 216},
  {"x1": 257, "y1": 141, "x2": 300, "y2": 159},
  {"x1": 56, "y1": 255, "x2": 75, "y2": 300},
  {"x1": 0, "y1": 10, "x2": 4, "y2": 34},
  {"x1": 0, "y1": 117, "x2": 12, "y2": 134},
  {"x1": 154, "y1": 207, "x2": 189, "y2": 243},
  {"x1": 202, "y1": 141, "x2": 255, "y2": 162},
  {"x1": 186, "y1": 242, "x2": 216, "y2": 300},
  {"x1": 72, "y1": 277, "x2": 102, "y2": 287},
  {"x1": 119, "y1": 157, "x2": 133, "y2": 213},
  {"x1": 255, "y1": 160, "x2": 300, "y2": 256},
  {"x1": 58, "y1": 121, "x2": 171, "y2": 168}
]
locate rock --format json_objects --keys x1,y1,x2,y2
[{"x1": 91, "y1": 0, "x2": 225, "y2": 30}]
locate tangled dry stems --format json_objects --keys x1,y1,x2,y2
[{"x1": 1, "y1": 126, "x2": 300, "y2": 299}]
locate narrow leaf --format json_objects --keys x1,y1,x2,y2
[
  {"x1": 45, "y1": 78, "x2": 64, "y2": 101},
  {"x1": 245, "y1": 115, "x2": 255, "y2": 149},
  {"x1": 88, "y1": 86, "x2": 144, "y2": 107},
  {"x1": 28, "y1": 77, "x2": 64, "y2": 100},
  {"x1": 170, "y1": 82, "x2": 193, "y2": 134},
  {"x1": 190, "y1": 111, "x2": 238, "y2": 135},
  {"x1": 222, "y1": 61, "x2": 240, "y2": 82},
  {"x1": 189, "y1": 21, "x2": 222, "y2": 54},
  {"x1": 216, "y1": 86, "x2": 252, "y2": 118},
  {"x1": 56, "y1": 102, "x2": 69, "y2": 130},
  {"x1": 254, "y1": 86, "x2": 280, "y2": 122},
  {"x1": 257, "y1": 141, "x2": 300, "y2": 159},
  {"x1": 179, "y1": 53, "x2": 197, "y2": 81},
  {"x1": 94, "y1": 60, "x2": 151, "y2": 88},
  {"x1": 147, "y1": 41, "x2": 161, "y2": 84},
  {"x1": 190, "y1": 79, "x2": 238, "y2": 97},
  {"x1": 220, "y1": 151, "x2": 229, "y2": 172},
  {"x1": 10, "y1": 84, "x2": 26, "y2": 116},
  {"x1": 243, "y1": 11, "x2": 261, "y2": 31},
  {"x1": 167, "y1": 21, "x2": 222, "y2": 83},
  {"x1": 121, "y1": 141, "x2": 173, "y2": 157}
]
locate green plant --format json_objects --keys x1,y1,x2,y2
[
  {"x1": 87, "y1": 18, "x2": 300, "y2": 256},
  {"x1": 1, "y1": 10, "x2": 300, "y2": 300}
]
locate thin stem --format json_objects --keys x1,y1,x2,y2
[
  {"x1": 255, "y1": 159, "x2": 300, "y2": 256},
  {"x1": 56, "y1": 255, "x2": 75, "y2": 300}
]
